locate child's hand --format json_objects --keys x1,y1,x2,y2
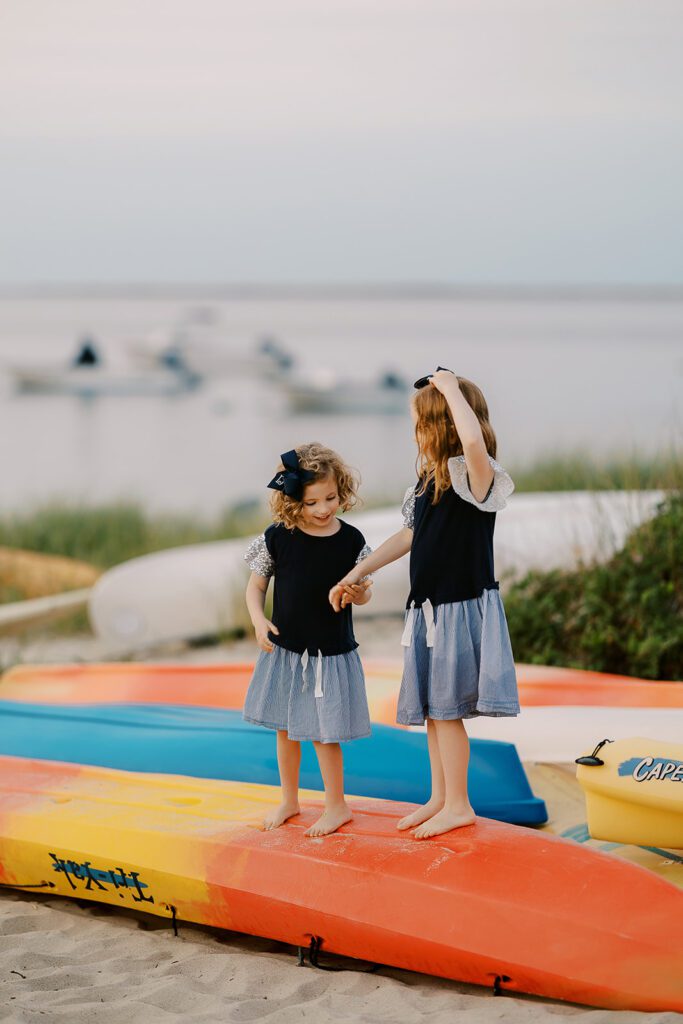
[
  {"x1": 329, "y1": 572, "x2": 360, "y2": 611},
  {"x1": 340, "y1": 581, "x2": 372, "y2": 607},
  {"x1": 329, "y1": 574, "x2": 363, "y2": 611},
  {"x1": 430, "y1": 369, "x2": 458, "y2": 395},
  {"x1": 254, "y1": 618, "x2": 279, "y2": 652},
  {"x1": 330, "y1": 580, "x2": 372, "y2": 610},
  {"x1": 328, "y1": 584, "x2": 346, "y2": 612}
]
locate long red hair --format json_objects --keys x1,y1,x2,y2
[{"x1": 413, "y1": 378, "x2": 497, "y2": 503}]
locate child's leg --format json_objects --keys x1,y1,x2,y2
[
  {"x1": 305, "y1": 742, "x2": 353, "y2": 837},
  {"x1": 264, "y1": 730, "x2": 301, "y2": 830},
  {"x1": 397, "y1": 718, "x2": 446, "y2": 830},
  {"x1": 413, "y1": 719, "x2": 475, "y2": 839}
]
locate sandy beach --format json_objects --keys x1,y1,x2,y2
[
  {"x1": 1, "y1": 621, "x2": 682, "y2": 1022},
  {"x1": 3, "y1": 886, "x2": 682, "y2": 1024}
]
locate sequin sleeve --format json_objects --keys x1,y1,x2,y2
[
  {"x1": 355, "y1": 542, "x2": 373, "y2": 581},
  {"x1": 244, "y1": 533, "x2": 275, "y2": 578},
  {"x1": 401, "y1": 485, "x2": 416, "y2": 529},
  {"x1": 447, "y1": 454, "x2": 515, "y2": 512}
]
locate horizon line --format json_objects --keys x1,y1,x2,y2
[{"x1": 1, "y1": 282, "x2": 683, "y2": 302}]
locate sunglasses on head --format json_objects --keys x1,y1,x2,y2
[{"x1": 413, "y1": 366, "x2": 454, "y2": 389}]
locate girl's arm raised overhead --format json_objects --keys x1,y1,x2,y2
[{"x1": 430, "y1": 370, "x2": 494, "y2": 503}]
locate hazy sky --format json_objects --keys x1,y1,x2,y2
[{"x1": 1, "y1": 0, "x2": 682, "y2": 286}]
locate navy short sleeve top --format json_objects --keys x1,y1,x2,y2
[
  {"x1": 404, "y1": 455, "x2": 514, "y2": 609},
  {"x1": 247, "y1": 520, "x2": 369, "y2": 657}
]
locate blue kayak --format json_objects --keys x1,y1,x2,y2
[{"x1": 0, "y1": 701, "x2": 547, "y2": 824}]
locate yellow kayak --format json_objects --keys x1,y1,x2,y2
[
  {"x1": 576, "y1": 737, "x2": 683, "y2": 849},
  {"x1": 528, "y1": 760, "x2": 683, "y2": 888}
]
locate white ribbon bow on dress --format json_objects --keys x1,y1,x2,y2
[
  {"x1": 301, "y1": 649, "x2": 324, "y2": 698},
  {"x1": 401, "y1": 598, "x2": 435, "y2": 648}
]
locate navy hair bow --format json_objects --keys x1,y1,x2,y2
[
  {"x1": 413, "y1": 365, "x2": 454, "y2": 389},
  {"x1": 267, "y1": 449, "x2": 315, "y2": 501}
]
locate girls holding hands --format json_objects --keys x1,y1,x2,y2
[
  {"x1": 332, "y1": 368, "x2": 519, "y2": 839},
  {"x1": 243, "y1": 443, "x2": 372, "y2": 837}
]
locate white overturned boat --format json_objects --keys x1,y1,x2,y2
[
  {"x1": 89, "y1": 490, "x2": 663, "y2": 651},
  {"x1": 284, "y1": 369, "x2": 409, "y2": 415},
  {"x1": 89, "y1": 541, "x2": 248, "y2": 650},
  {"x1": 465, "y1": 707, "x2": 683, "y2": 763}
]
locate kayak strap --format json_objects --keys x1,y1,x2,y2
[
  {"x1": 0, "y1": 881, "x2": 56, "y2": 890},
  {"x1": 297, "y1": 935, "x2": 378, "y2": 974},
  {"x1": 493, "y1": 974, "x2": 512, "y2": 995},
  {"x1": 575, "y1": 738, "x2": 614, "y2": 767}
]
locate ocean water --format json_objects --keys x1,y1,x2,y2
[{"x1": 0, "y1": 294, "x2": 680, "y2": 518}]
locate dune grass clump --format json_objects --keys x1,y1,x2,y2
[
  {"x1": 505, "y1": 493, "x2": 683, "y2": 680},
  {"x1": 509, "y1": 451, "x2": 682, "y2": 493},
  {"x1": 0, "y1": 502, "x2": 266, "y2": 571}
]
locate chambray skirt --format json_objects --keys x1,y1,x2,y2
[
  {"x1": 397, "y1": 588, "x2": 520, "y2": 726},
  {"x1": 243, "y1": 643, "x2": 371, "y2": 743}
]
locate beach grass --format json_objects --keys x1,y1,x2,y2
[
  {"x1": 0, "y1": 452, "x2": 679, "y2": 573},
  {"x1": 0, "y1": 502, "x2": 266, "y2": 572},
  {"x1": 505, "y1": 492, "x2": 683, "y2": 680},
  {"x1": 508, "y1": 450, "x2": 682, "y2": 492}
]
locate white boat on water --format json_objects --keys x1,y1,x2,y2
[
  {"x1": 284, "y1": 369, "x2": 409, "y2": 415},
  {"x1": 10, "y1": 338, "x2": 202, "y2": 398},
  {"x1": 88, "y1": 489, "x2": 664, "y2": 651},
  {"x1": 126, "y1": 307, "x2": 295, "y2": 380},
  {"x1": 11, "y1": 365, "x2": 202, "y2": 398}
]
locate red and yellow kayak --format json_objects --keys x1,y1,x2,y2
[{"x1": 1, "y1": 754, "x2": 682, "y2": 1012}]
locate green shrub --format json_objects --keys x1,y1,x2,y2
[{"x1": 505, "y1": 494, "x2": 683, "y2": 680}]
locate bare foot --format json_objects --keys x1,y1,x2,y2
[
  {"x1": 397, "y1": 799, "x2": 444, "y2": 831},
  {"x1": 412, "y1": 805, "x2": 476, "y2": 839},
  {"x1": 304, "y1": 803, "x2": 353, "y2": 837},
  {"x1": 263, "y1": 801, "x2": 300, "y2": 830}
]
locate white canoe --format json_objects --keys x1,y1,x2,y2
[
  {"x1": 493, "y1": 489, "x2": 664, "y2": 574},
  {"x1": 353, "y1": 488, "x2": 663, "y2": 611},
  {"x1": 89, "y1": 541, "x2": 248, "y2": 650},
  {"x1": 89, "y1": 490, "x2": 664, "y2": 649},
  {"x1": 463, "y1": 707, "x2": 683, "y2": 762}
]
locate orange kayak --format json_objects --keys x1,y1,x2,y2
[
  {"x1": 0, "y1": 661, "x2": 402, "y2": 724},
  {"x1": 2, "y1": 662, "x2": 681, "y2": 722},
  {"x1": 0, "y1": 662, "x2": 257, "y2": 709},
  {"x1": 514, "y1": 663, "x2": 683, "y2": 708},
  {"x1": 1, "y1": 753, "x2": 682, "y2": 1012}
]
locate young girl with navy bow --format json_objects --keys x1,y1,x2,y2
[
  {"x1": 243, "y1": 443, "x2": 372, "y2": 837},
  {"x1": 331, "y1": 369, "x2": 519, "y2": 839}
]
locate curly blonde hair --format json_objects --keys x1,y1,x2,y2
[
  {"x1": 413, "y1": 377, "x2": 497, "y2": 503},
  {"x1": 269, "y1": 442, "x2": 360, "y2": 529}
]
